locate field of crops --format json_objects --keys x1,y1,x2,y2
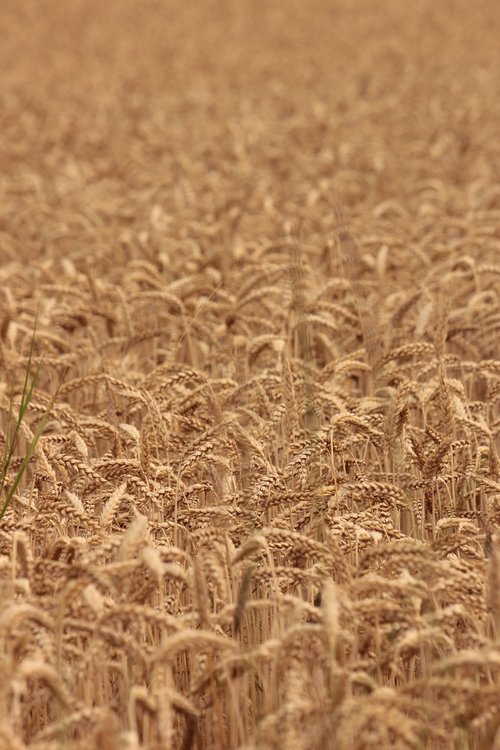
[{"x1": 2, "y1": 1, "x2": 500, "y2": 748}]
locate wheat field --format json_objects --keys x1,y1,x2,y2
[{"x1": 1, "y1": 1, "x2": 500, "y2": 748}]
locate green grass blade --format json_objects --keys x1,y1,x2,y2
[
  {"x1": 0, "y1": 321, "x2": 65, "y2": 524},
  {"x1": 0, "y1": 408, "x2": 52, "y2": 522},
  {"x1": 1, "y1": 325, "x2": 40, "y2": 492},
  {"x1": 1, "y1": 382, "x2": 19, "y2": 488}
]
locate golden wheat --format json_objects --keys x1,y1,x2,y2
[{"x1": 1, "y1": 0, "x2": 500, "y2": 748}]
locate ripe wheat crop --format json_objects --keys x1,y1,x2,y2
[{"x1": 1, "y1": 0, "x2": 500, "y2": 748}]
